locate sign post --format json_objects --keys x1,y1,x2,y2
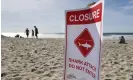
[{"x1": 64, "y1": 0, "x2": 104, "y2": 80}]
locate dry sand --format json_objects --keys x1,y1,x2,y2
[{"x1": 1, "y1": 37, "x2": 133, "y2": 80}]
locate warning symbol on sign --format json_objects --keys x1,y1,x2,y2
[{"x1": 74, "y1": 28, "x2": 94, "y2": 57}]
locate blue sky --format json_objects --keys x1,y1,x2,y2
[{"x1": 1, "y1": 0, "x2": 133, "y2": 33}]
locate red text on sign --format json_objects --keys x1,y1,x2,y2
[{"x1": 66, "y1": 3, "x2": 102, "y2": 25}]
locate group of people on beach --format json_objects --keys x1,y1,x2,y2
[{"x1": 25, "y1": 26, "x2": 39, "y2": 38}]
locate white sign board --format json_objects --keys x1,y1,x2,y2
[{"x1": 64, "y1": 0, "x2": 104, "y2": 80}]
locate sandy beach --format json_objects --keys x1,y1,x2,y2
[{"x1": 1, "y1": 37, "x2": 133, "y2": 80}]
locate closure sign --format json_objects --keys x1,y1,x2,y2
[{"x1": 64, "y1": 0, "x2": 104, "y2": 80}]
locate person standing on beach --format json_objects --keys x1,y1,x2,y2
[
  {"x1": 25, "y1": 28, "x2": 29, "y2": 38},
  {"x1": 34, "y1": 26, "x2": 39, "y2": 39},
  {"x1": 32, "y1": 29, "x2": 34, "y2": 37}
]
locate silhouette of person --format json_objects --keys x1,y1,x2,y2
[
  {"x1": 25, "y1": 28, "x2": 29, "y2": 38},
  {"x1": 119, "y1": 36, "x2": 126, "y2": 44},
  {"x1": 32, "y1": 29, "x2": 34, "y2": 37},
  {"x1": 34, "y1": 26, "x2": 39, "y2": 38}
]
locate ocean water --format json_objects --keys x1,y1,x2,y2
[
  {"x1": 103, "y1": 33, "x2": 133, "y2": 40},
  {"x1": 1, "y1": 32, "x2": 133, "y2": 40}
]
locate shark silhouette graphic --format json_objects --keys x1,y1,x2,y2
[{"x1": 78, "y1": 42, "x2": 91, "y2": 49}]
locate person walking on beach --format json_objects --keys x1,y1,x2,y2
[
  {"x1": 25, "y1": 28, "x2": 29, "y2": 38},
  {"x1": 32, "y1": 29, "x2": 34, "y2": 37},
  {"x1": 34, "y1": 26, "x2": 39, "y2": 39}
]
